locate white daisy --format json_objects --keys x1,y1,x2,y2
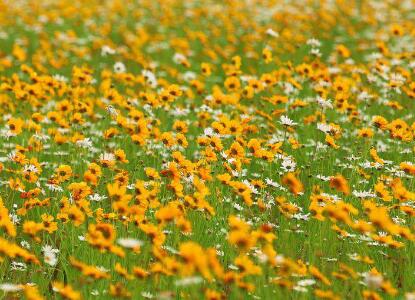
[
  {"x1": 279, "y1": 115, "x2": 297, "y2": 126},
  {"x1": 42, "y1": 245, "x2": 59, "y2": 267},
  {"x1": 113, "y1": 62, "x2": 126, "y2": 73},
  {"x1": 117, "y1": 238, "x2": 143, "y2": 249}
]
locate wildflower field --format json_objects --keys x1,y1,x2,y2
[{"x1": 2, "y1": 0, "x2": 415, "y2": 299}]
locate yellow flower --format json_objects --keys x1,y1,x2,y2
[
  {"x1": 309, "y1": 265, "x2": 331, "y2": 286},
  {"x1": 52, "y1": 282, "x2": 82, "y2": 300},
  {"x1": 55, "y1": 165, "x2": 72, "y2": 182},
  {"x1": 7, "y1": 118, "x2": 24, "y2": 135},
  {"x1": 262, "y1": 48, "x2": 273, "y2": 64},
  {"x1": 329, "y1": 174, "x2": 350, "y2": 195},
  {"x1": 0, "y1": 197, "x2": 16, "y2": 237},
  {"x1": 282, "y1": 173, "x2": 304, "y2": 196},
  {"x1": 325, "y1": 135, "x2": 339, "y2": 149},
  {"x1": 224, "y1": 76, "x2": 241, "y2": 92}
]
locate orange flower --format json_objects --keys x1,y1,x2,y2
[
  {"x1": 282, "y1": 173, "x2": 304, "y2": 195},
  {"x1": 329, "y1": 174, "x2": 350, "y2": 195}
]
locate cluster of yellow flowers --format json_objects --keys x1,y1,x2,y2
[{"x1": 1, "y1": 0, "x2": 415, "y2": 299}]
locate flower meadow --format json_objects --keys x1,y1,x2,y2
[{"x1": 2, "y1": 0, "x2": 415, "y2": 299}]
